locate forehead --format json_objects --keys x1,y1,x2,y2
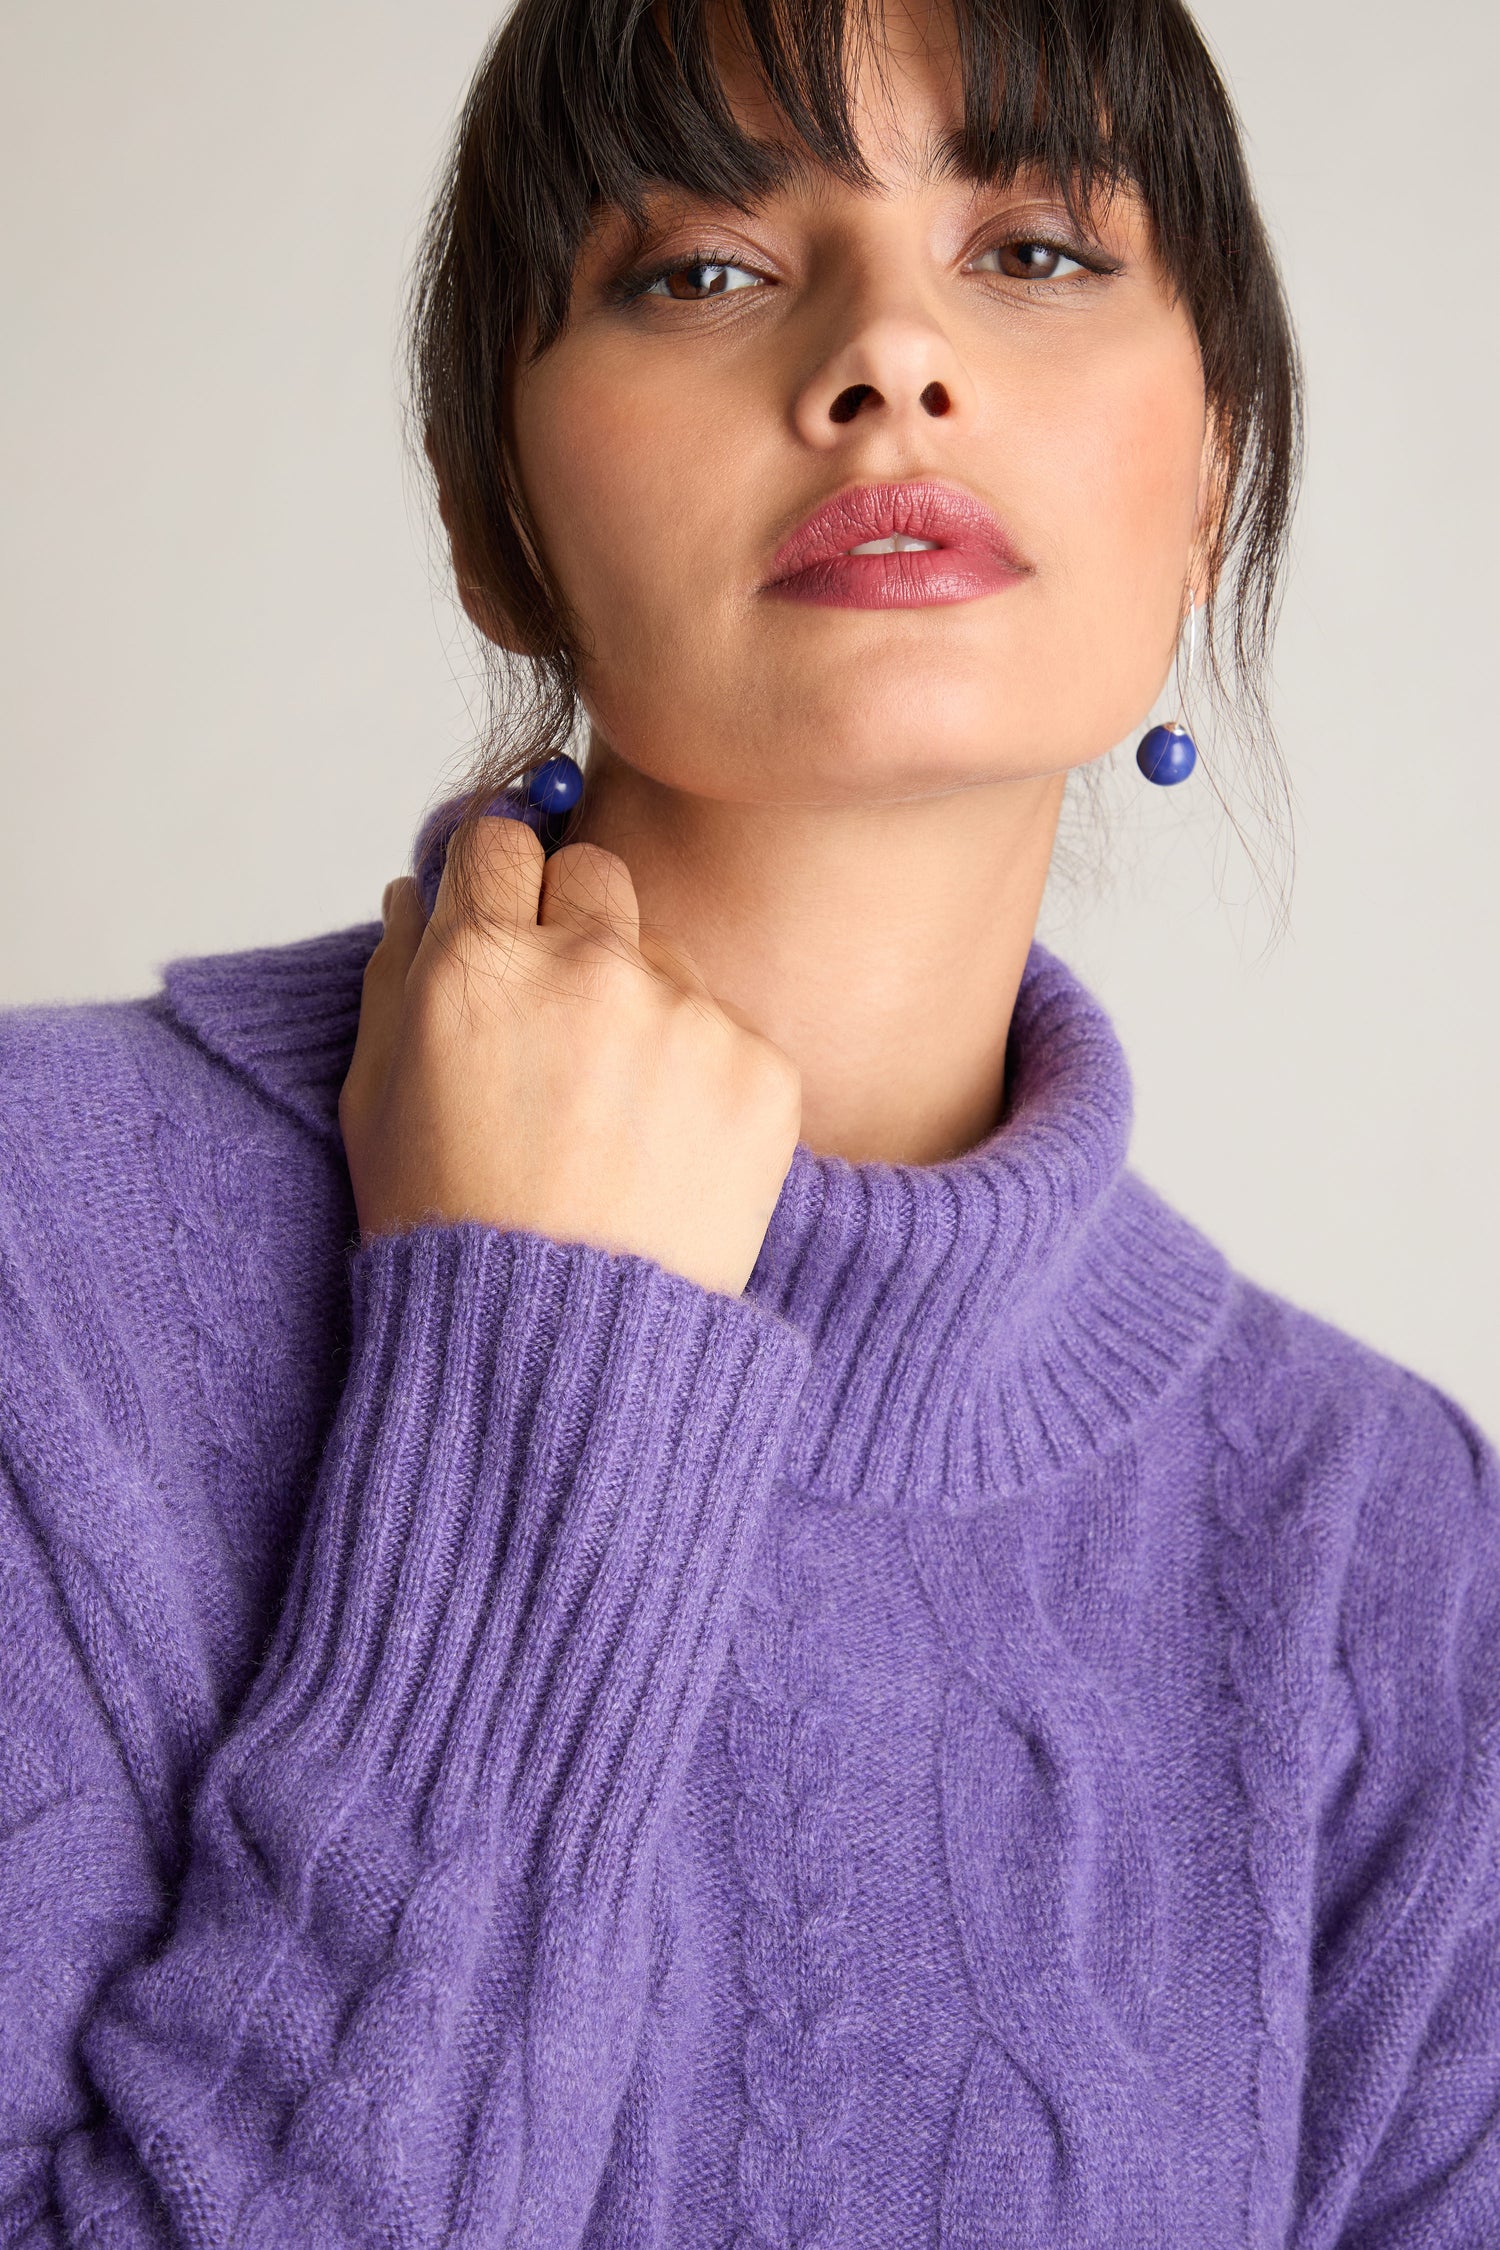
[{"x1": 708, "y1": 0, "x2": 963, "y2": 163}]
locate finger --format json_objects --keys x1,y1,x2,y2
[
  {"x1": 359, "y1": 877, "x2": 423, "y2": 1018},
  {"x1": 536, "y1": 840, "x2": 641, "y2": 953},
  {"x1": 429, "y1": 811, "x2": 545, "y2": 945},
  {"x1": 382, "y1": 875, "x2": 426, "y2": 963},
  {"x1": 344, "y1": 877, "x2": 424, "y2": 1111}
]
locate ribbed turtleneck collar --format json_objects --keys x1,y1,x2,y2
[
  {"x1": 741, "y1": 945, "x2": 1229, "y2": 1504},
  {"x1": 159, "y1": 824, "x2": 1231, "y2": 1513}
]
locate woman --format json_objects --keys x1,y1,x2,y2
[{"x1": 2, "y1": 0, "x2": 1495, "y2": 2241}]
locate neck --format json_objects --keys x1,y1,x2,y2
[{"x1": 571, "y1": 735, "x2": 1066, "y2": 1166}]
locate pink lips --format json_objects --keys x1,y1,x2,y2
[{"x1": 763, "y1": 479, "x2": 1028, "y2": 608}]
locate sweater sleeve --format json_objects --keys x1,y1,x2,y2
[
  {"x1": 1298, "y1": 1383, "x2": 1500, "y2": 2248},
  {"x1": 0, "y1": 1221, "x2": 810, "y2": 2248}
]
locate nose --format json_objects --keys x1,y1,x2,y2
[
  {"x1": 790, "y1": 308, "x2": 974, "y2": 448},
  {"x1": 830, "y1": 377, "x2": 952, "y2": 423}
]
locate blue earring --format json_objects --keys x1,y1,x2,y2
[
  {"x1": 487, "y1": 753, "x2": 586, "y2": 856},
  {"x1": 530, "y1": 754, "x2": 585, "y2": 855},
  {"x1": 1136, "y1": 604, "x2": 1200, "y2": 786},
  {"x1": 525, "y1": 754, "x2": 585, "y2": 815}
]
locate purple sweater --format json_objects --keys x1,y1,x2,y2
[{"x1": 0, "y1": 897, "x2": 1496, "y2": 2250}]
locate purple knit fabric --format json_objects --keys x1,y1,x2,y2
[{"x1": 1, "y1": 866, "x2": 1497, "y2": 2247}]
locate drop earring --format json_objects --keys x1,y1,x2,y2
[
  {"x1": 1136, "y1": 602, "x2": 1200, "y2": 786},
  {"x1": 524, "y1": 753, "x2": 585, "y2": 818},
  {"x1": 527, "y1": 753, "x2": 585, "y2": 854},
  {"x1": 488, "y1": 751, "x2": 586, "y2": 854}
]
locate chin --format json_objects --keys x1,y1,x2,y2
[
  {"x1": 773, "y1": 721, "x2": 998, "y2": 801},
  {"x1": 745, "y1": 664, "x2": 1069, "y2": 800},
  {"x1": 588, "y1": 647, "x2": 1122, "y2": 803}
]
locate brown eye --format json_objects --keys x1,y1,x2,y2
[
  {"x1": 972, "y1": 239, "x2": 1087, "y2": 281},
  {"x1": 645, "y1": 258, "x2": 761, "y2": 300}
]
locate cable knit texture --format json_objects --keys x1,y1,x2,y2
[{"x1": 1, "y1": 846, "x2": 1497, "y2": 2248}]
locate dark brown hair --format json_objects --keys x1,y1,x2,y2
[{"x1": 405, "y1": 0, "x2": 1303, "y2": 892}]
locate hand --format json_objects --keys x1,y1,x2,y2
[{"x1": 338, "y1": 818, "x2": 802, "y2": 1298}]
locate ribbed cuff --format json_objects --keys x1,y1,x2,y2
[{"x1": 236, "y1": 1223, "x2": 811, "y2": 1900}]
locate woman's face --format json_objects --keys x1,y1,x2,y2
[{"x1": 504, "y1": 0, "x2": 1214, "y2": 808}]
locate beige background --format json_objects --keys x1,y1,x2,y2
[{"x1": 3, "y1": 2, "x2": 1496, "y2": 1431}]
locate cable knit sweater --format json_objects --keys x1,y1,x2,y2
[{"x1": 0, "y1": 887, "x2": 1496, "y2": 2250}]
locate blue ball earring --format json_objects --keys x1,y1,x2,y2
[
  {"x1": 488, "y1": 752, "x2": 587, "y2": 855},
  {"x1": 525, "y1": 753, "x2": 585, "y2": 817},
  {"x1": 1136, "y1": 602, "x2": 1201, "y2": 786},
  {"x1": 528, "y1": 753, "x2": 585, "y2": 855}
]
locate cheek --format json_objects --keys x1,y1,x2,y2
[
  {"x1": 513, "y1": 345, "x2": 735, "y2": 650},
  {"x1": 1028, "y1": 331, "x2": 1206, "y2": 673}
]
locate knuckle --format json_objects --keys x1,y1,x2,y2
[
  {"x1": 660, "y1": 980, "x2": 725, "y2": 1049},
  {"x1": 747, "y1": 1039, "x2": 802, "y2": 1120},
  {"x1": 559, "y1": 935, "x2": 642, "y2": 1005}
]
